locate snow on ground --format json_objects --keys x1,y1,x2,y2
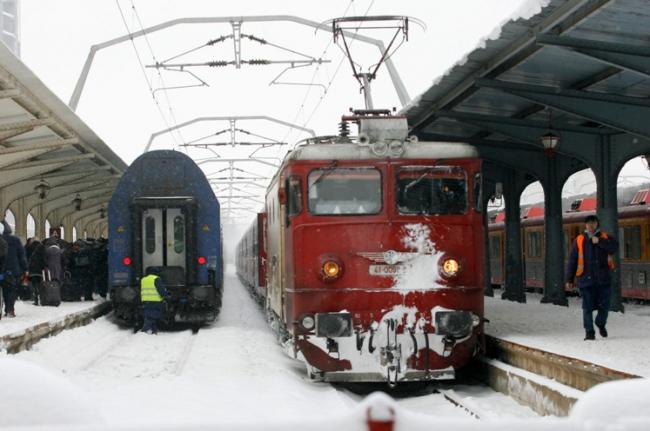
[
  {"x1": 0, "y1": 297, "x2": 103, "y2": 338},
  {"x1": 1, "y1": 266, "x2": 534, "y2": 427},
  {"x1": 485, "y1": 292, "x2": 650, "y2": 377}
]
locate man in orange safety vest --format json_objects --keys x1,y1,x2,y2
[{"x1": 565, "y1": 215, "x2": 618, "y2": 341}]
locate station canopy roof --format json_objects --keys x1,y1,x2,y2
[
  {"x1": 0, "y1": 41, "x2": 126, "y2": 215},
  {"x1": 404, "y1": 0, "x2": 650, "y2": 174}
]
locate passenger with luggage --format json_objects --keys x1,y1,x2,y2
[
  {"x1": 140, "y1": 267, "x2": 168, "y2": 334},
  {"x1": 66, "y1": 240, "x2": 92, "y2": 301},
  {"x1": 29, "y1": 235, "x2": 65, "y2": 306},
  {"x1": 1, "y1": 220, "x2": 28, "y2": 317}
]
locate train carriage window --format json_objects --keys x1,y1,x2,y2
[
  {"x1": 396, "y1": 166, "x2": 467, "y2": 215},
  {"x1": 620, "y1": 225, "x2": 641, "y2": 260},
  {"x1": 286, "y1": 176, "x2": 303, "y2": 217},
  {"x1": 489, "y1": 234, "x2": 501, "y2": 259},
  {"x1": 173, "y1": 216, "x2": 185, "y2": 254},
  {"x1": 308, "y1": 168, "x2": 382, "y2": 215},
  {"x1": 526, "y1": 230, "x2": 542, "y2": 258},
  {"x1": 145, "y1": 216, "x2": 156, "y2": 254}
]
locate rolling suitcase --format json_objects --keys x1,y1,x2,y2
[{"x1": 40, "y1": 270, "x2": 61, "y2": 307}]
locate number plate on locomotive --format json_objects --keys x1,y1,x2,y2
[{"x1": 369, "y1": 264, "x2": 407, "y2": 276}]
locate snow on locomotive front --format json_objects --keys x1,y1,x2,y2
[
  {"x1": 265, "y1": 113, "x2": 484, "y2": 384},
  {"x1": 108, "y1": 150, "x2": 223, "y2": 325}
]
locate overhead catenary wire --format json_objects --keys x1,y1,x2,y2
[
  {"x1": 114, "y1": 0, "x2": 182, "y2": 149},
  {"x1": 277, "y1": 0, "x2": 375, "y2": 154},
  {"x1": 128, "y1": 0, "x2": 187, "y2": 149}
]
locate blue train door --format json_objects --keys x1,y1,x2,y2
[{"x1": 142, "y1": 208, "x2": 186, "y2": 282}]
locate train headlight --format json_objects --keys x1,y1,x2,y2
[
  {"x1": 197, "y1": 256, "x2": 207, "y2": 265},
  {"x1": 300, "y1": 314, "x2": 316, "y2": 331},
  {"x1": 435, "y1": 311, "x2": 473, "y2": 338},
  {"x1": 323, "y1": 261, "x2": 340, "y2": 278},
  {"x1": 316, "y1": 312, "x2": 352, "y2": 338},
  {"x1": 441, "y1": 258, "x2": 460, "y2": 278},
  {"x1": 122, "y1": 256, "x2": 132, "y2": 266}
]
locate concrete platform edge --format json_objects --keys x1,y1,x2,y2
[{"x1": 0, "y1": 301, "x2": 112, "y2": 354}]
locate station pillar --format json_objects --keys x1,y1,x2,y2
[
  {"x1": 541, "y1": 156, "x2": 568, "y2": 306},
  {"x1": 594, "y1": 136, "x2": 623, "y2": 313},
  {"x1": 62, "y1": 215, "x2": 74, "y2": 242},
  {"x1": 502, "y1": 169, "x2": 527, "y2": 303},
  {"x1": 32, "y1": 204, "x2": 46, "y2": 240},
  {"x1": 8, "y1": 198, "x2": 28, "y2": 243},
  {"x1": 482, "y1": 180, "x2": 495, "y2": 297}
]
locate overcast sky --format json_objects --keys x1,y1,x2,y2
[{"x1": 19, "y1": 0, "x2": 650, "y2": 220}]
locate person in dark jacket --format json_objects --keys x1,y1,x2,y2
[
  {"x1": 68, "y1": 240, "x2": 93, "y2": 301},
  {"x1": 1, "y1": 220, "x2": 28, "y2": 317},
  {"x1": 565, "y1": 215, "x2": 619, "y2": 340},
  {"x1": 25, "y1": 237, "x2": 40, "y2": 261},
  {"x1": 140, "y1": 267, "x2": 169, "y2": 334}
]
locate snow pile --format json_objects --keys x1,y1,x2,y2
[
  {"x1": 392, "y1": 223, "x2": 443, "y2": 291},
  {"x1": 571, "y1": 378, "x2": 650, "y2": 422},
  {"x1": 0, "y1": 356, "x2": 102, "y2": 426}
]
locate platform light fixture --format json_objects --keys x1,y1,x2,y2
[
  {"x1": 541, "y1": 109, "x2": 560, "y2": 157},
  {"x1": 72, "y1": 194, "x2": 82, "y2": 211},
  {"x1": 34, "y1": 177, "x2": 51, "y2": 199},
  {"x1": 541, "y1": 131, "x2": 560, "y2": 156}
]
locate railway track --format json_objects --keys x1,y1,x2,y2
[
  {"x1": 438, "y1": 388, "x2": 490, "y2": 419},
  {"x1": 75, "y1": 324, "x2": 199, "y2": 379}
]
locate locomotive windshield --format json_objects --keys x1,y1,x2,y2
[
  {"x1": 308, "y1": 167, "x2": 382, "y2": 215},
  {"x1": 396, "y1": 166, "x2": 467, "y2": 215}
]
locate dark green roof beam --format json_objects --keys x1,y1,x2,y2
[
  {"x1": 476, "y1": 78, "x2": 650, "y2": 140},
  {"x1": 537, "y1": 34, "x2": 650, "y2": 78}
]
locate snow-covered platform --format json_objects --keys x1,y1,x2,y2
[
  {"x1": 0, "y1": 298, "x2": 110, "y2": 353},
  {"x1": 484, "y1": 293, "x2": 650, "y2": 378},
  {"x1": 479, "y1": 293, "x2": 649, "y2": 416}
]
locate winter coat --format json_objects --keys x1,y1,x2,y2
[
  {"x1": 566, "y1": 230, "x2": 618, "y2": 289},
  {"x1": 1, "y1": 221, "x2": 27, "y2": 276},
  {"x1": 44, "y1": 242, "x2": 64, "y2": 281}
]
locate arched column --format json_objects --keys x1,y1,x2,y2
[
  {"x1": 8, "y1": 197, "x2": 28, "y2": 242},
  {"x1": 502, "y1": 168, "x2": 530, "y2": 303}
]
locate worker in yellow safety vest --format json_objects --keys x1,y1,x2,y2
[
  {"x1": 140, "y1": 267, "x2": 168, "y2": 334},
  {"x1": 565, "y1": 215, "x2": 618, "y2": 341}
]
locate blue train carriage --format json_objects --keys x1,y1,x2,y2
[{"x1": 108, "y1": 150, "x2": 223, "y2": 326}]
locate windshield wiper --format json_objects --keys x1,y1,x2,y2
[
  {"x1": 309, "y1": 161, "x2": 338, "y2": 192},
  {"x1": 404, "y1": 165, "x2": 438, "y2": 193}
]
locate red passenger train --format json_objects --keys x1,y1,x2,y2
[
  {"x1": 489, "y1": 191, "x2": 650, "y2": 300},
  {"x1": 237, "y1": 112, "x2": 485, "y2": 385}
]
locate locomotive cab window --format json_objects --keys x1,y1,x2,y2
[
  {"x1": 396, "y1": 166, "x2": 467, "y2": 215},
  {"x1": 308, "y1": 168, "x2": 382, "y2": 215},
  {"x1": 286, "y1": 176, "x2": 303, "y2": 217}
]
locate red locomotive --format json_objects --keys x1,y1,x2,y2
[
  {"x1": 237, "y1": 111, "x2": 485, "y2": 384},
  {"x1": 489, "y1": 190, "x2": 650, "y2": 300}
]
